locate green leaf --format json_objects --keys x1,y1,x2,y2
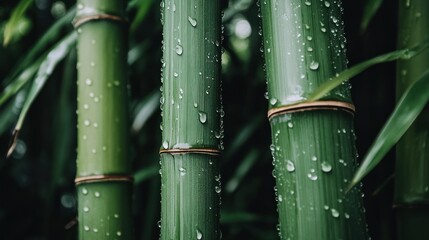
[
  {"x1": 3, "y1": 0, "x2": 33, "y2": 46},
  {"x1": 308, "y1": 42, "x2": 429, "y2": 101},
  {"x1": 3, "y1": 7, "x2": 75, "y2": 87},
  {"x1": 7, "y1": 33, "x2": 77, "y2": 157},
  {"x1": 360, "y1": 0, "x2": 385, "y2": 33},
  {"x1": 349, "y1": 69, "x2": 429, "y2": 189},
  {"x1": 131, "y1": 90, "x2": 160, "y2": 134},
  {"x1": 134, "y1": 165, "x2": 159, "y2": 185},
  {"x1": 130, "y1": 0, "x2": 154, "y2": 33}
]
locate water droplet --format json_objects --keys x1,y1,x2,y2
[
  {"x1": 331, "y1": 208, "x2": 339, "y2": 218},
  {"x1": 84, "y1": 225, "x2": 90, "y2": 231},
  {"x1": 173, "y1": 72, "x2": 179, "y2": 77},
  {"x1": 199, "y1": 112, "x2": 207, "y2": 123},
  {"x1": 215, "y1": 186, "x2": 221, "y2": 193},
  {"x1": 116, "y1": 231, "x2": 122, "y2": 236},
  {"x1": 324, "y1": 1, "x2": 330, "y2": 7},
  {"x1": 321, "y1": 162, "x2": 332, "y2": 173},
  {"x1": 90, "y1": 61, "x2": 95, "y2": 67},
  {"x1": 308, "y1": 172, "x2": 318, "y2": 181},
  {"x1": 309, "y1": 61, "x2": 319, "y2": 70},
  {"x1": 286, "y1": 160, "x2": 295, "y2": 172},
  {"x1": 287, "y1": 122, "x2": 293, "y2": 128},
  {"x1": 93, "y1": 122, "x2": 98, "y2": 128},
  {"x1": 304, "y1": 1, "x2": 311, "y2": 6},
  {"x1": 193, "y1": 102, "x2": 198, "y2": 108},
  {"x1": 175, "y1": 44, "x2": 183, "y2": 55},
  {"x1": 179, "y1": 167, "x2": 186, "y2": 176},
  {"x1": 344, "y1": 213, "x2": 350, "y2": 219},
  {"x1": 311, "y1": 156, "x2": 317, "y2": 161},
  {"x1": 162, "y1": 140, "x2": 169, "y2": 149},
  {"x1": 82, "y1": 188, "x2": 88, "y2": 195},
  {"x1": 83, "y1": 104, "x2": 89, "y2": 109},
  {"x1": 113, "y1": 81, "x2": 120, "y2": 87},
  {"x1": 196, "y1": 229, "x2": 203, "y2": 239},
  {"x1": 93, "y1": 228, "x2": 98, "y2": 233},
  {"x1": 94, "y1": 192, "x2": 100, "y2": 197},
  {"x1": 91, "y1": 149, "x2": 97, "y2": 154},
  {"x1": 324, "y1": 205, "x2": 329, "y2": 210},
  {"x1": 278, "y1": 194, "x2": 283, "y2": 202},
  {"x1": 84, "y1": 120, "x2": 90, "y2": 126},
  {"x1": 83, "y1": 206, "x2": 89, "y2": 212},
  {"x1": 157, "y1": 220, "x2": 161, "y2": 228},
  {"x1": 85, "y1": 78, "x2": 92, "y2": 86},
  {"x1": 114, "y1": 214, "x2": 119, "y2": 218},
  {"x1": 321, "y1": 27, "x2": 327, "y2": 32},
  {"x1": 269, "y1": 98, "x2": 278, "y2": 105},
  {"x1": 188, "y1": 16, "x2": 197, "y2": 27}
]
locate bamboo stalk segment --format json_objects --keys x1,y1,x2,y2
[
  {"x1": 395, "y1": 0, "x2": 429, "y2": 238},
  {"x1": 159, "y1": 0, "x2": 222, "y2": 239},
  {"x1": 260, "y1": 1, "x2": 369, "y2": 239},
  {"x1": 75, "y1": 0, "x2": 133, "y2": 239}
]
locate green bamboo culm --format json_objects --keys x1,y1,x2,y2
[
  {"x1": 395, "y1": 0, "x2": 429, "y2": 238},
  {"x1": 75, "y1": 0, "x2": 133, "y2": 239},
  {"x1": 159, "y1": 0, "x2": 222, "y2": 239},
  {"x1": 260, "y1": 1, "x2": 368, "y2": 239}
]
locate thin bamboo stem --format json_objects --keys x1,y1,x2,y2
[
  {"x1": 395, "y1": 0, "x2": 429, "y2": 238},
  {"x1": 159, "y1": 0, "x2": 222, "y2": 239},
  {"x1": 75, "y1": 0, "x2": 133, "y2": 239}
]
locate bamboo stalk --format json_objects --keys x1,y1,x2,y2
[
  {"x1": 260, "y1": 1, "x2": 368, "y2": 239},
  {"x1": 75, "y1": 0, "x2": 133, "y2": 239},
  {"x1": 395, "y1": 0, "x2": 429, "y2": 238},
  {"x1": 159, "y1": 0, "x2": 222, "y2": 239}
]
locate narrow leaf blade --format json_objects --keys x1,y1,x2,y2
[
  {"x1": 7, "y1": 33, "x2": 77, "y2": 157},
  {"x1": 308, "y1": 42, "x2": 429, "y2": 101},
  {"x1": 349, "y1": 69, "x2": 429, "y2": 189},
  {"x1": 360, "y1": 0, "x2": 385, "y2": 32},
  {"x1": 3, "y1": 0, "x2": 33, "y2": 46}
]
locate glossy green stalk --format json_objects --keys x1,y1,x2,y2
[
  {"x1": 260, "y1": 1, "x2": 368, "y2": 239},
  {"x1": 75, "y1": 0, "x2": 132, "y2": 239},
  {"x1": 159, "y1": 0, "x2": 222, "y2": 239},
  {"x1": 395, "y1": 0, "x2": 429, "y2": 238}
]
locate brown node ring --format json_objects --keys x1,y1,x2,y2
[
  {"x1": 73, "y1": 14, "x2": 129, "y2": 28},
  {"x1": 268, "y1": 100, "x2": 355, "y2": 120},
  {"x1": 159, "y1": 148, "x2": 221, "y2": 156},
  {"x1": 75, "y1": 175, "x2": 133, "y2": 185}
]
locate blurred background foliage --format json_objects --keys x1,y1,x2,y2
[{"x1": 0, "y1": 0, "x2": 399, "y2": 239}]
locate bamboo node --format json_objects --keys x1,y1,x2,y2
[
  {"x1": 75, "y1": 175, "x2": 133, "y2": 185},
  {"x1": 267, "y1": 100, "x2": 355, "y2": 120},
  {"x1": 159, "y1": 148, "x2": 221, "y2": 156},
  {"x1": 73, "y1": 14, "x2": 129, "y2": 28}
]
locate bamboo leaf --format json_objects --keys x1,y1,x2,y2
[
  {"x1": 308, "y1": 42, "x2": 429, "y2": 101},
  {"x1": 7, "y1": 33, "x2": 76, "y2": 157},
  {"x1": 131, "y1": 90, "x2": 160, "y2": 134},
  {"x1": 130, "y1": 0, "x2": 154, "y2": 33},
  {"x1": 349, "y1": 69, "x2": 429, "y2": 189},
  {"x1": 3, "y1": 0, "x2": 33, "y2": 46},
  {"x1": 360, "y1": 0, "x2": 385, "y2": 33},
  {"x1": 0, "y1": 61, "x2": 41, "y2": 107},
  {"x1": 134, "y1": 165, "x2": 159, "y2": 185},
  {"x1": 2, "y1": 7, "x2": 75, "y2": 87}
]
